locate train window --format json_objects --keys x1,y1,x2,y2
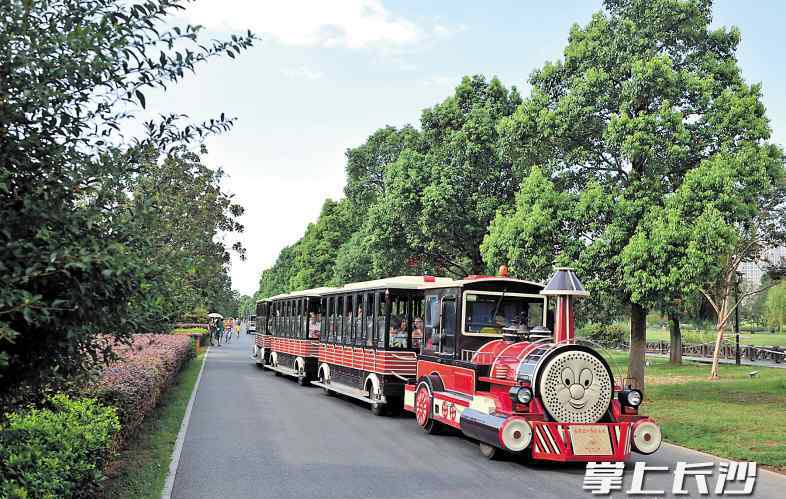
[
  {"x1": 364, "y1": 293, "x2": 374, "y2": 347},
  {"x1": 389, "y1": 295, "x2": 409, "y2": 349},
  {"x1": 335, "y1": 296, "x2": 344, "y2": 344},
  {"x1": 297, "y1": 299, "x2": 304, "y2": 339},
  {"x1": 411, "y1": 296, "x2": 424, "y2": 349},
  {"x1": 325, "y1": 297, "x2": 333, "y2": 343},
  {"x1": 440, "y1": 297, "x2": 456, "y2": 356},
  {"x1": 309, "y1": 299, "x2": 321, "y2": 340},
  {"x1": 289, "y1": 300, "x2": 295, "y2": 338},
  {"x1": 284, "y1": 301, "x2": 290, "y2": 338},
  {"x1": 375, "y1": 292, "x2": 386, "y2": 348},
  {"x1": 343, "y1": 295, "x2": 352, "y2": 345},
  {"x1": 292, "y1": 300, "x2": 298, "y2": 338},
  {"x1": 354, "y1": 294, "x2": 366, "y2": 346},
  {"x1": 423, "y1": 295, "x2": 439, "y2": 352},
  {"x1": 279, "y1": 301, "x2": 285, "y2": 337},
  {"x1": 296, "y1": 300, "x2": 301, "y2": 338}
]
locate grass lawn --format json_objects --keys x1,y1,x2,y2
[
  {"x1": 608, "y1": 352, "x2": 786, "y2": 472},
  {"x1": 100, "y1": 351, "x2": 206, "y2": 498},
  {"x1": 643, "y1": 327, "x2": 786, "y2": 347}
]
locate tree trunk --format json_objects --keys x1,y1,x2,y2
[
  {"x1": 709, "y1": 323, "x2": 724, "y2": 380},
  {"x1": 709, "y1": 295, "x2": 729, "y2": 380},
  {"x1": 668, "y1": 311, "x2": 682, "y2": 365},
  {"x1": 628, "y1": 302, "x2": 647, "y2": 390}
]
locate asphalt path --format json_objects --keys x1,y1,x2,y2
[{"x1": 171, "y1": 331, "x2": 786, "y2": 499}]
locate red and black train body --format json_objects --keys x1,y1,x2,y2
[{"x1": 251, "y1": 268, "x2": 662, "y2": 462}]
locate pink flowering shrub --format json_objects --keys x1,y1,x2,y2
[{"x1": 90, "y1": 334, "x2": 194, "y2": 446}]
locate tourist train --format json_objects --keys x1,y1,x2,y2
[{"x1": 251, "y1": 267, "x2": 661, "y2": 461}]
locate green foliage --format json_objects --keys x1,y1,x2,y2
[
  {"x1": 495, "y1": 0, "x2": 774, "y2": 299},
  {"x1": 482, "y1": 166, "x2": 577, "y2": 280},
  {"x1": 289, "y1": 199, "x2": 356, "y2": 290},
  {"x1": 0, "y1": 0, "x2": 252, "y2": 410},
  {"x1": 767, "y1": 281, "x2": 786, "y2": 332},
  {"x1": 0, "y1": 395, "x2": 120, "y2": 498},
  {"x1": 366, "y1": 75, "x2": 522, "y2": 276},
  {"x1": 118, "y1": 148, "x2": 245, "y2": 324},
  {"x1": 344, "y1": 125, "x2": 422, "y2": 213},
  {"x1": 486, "y1": 0, "x2": 785, "y2": 381},
  {"x1": 237, "y1": 295, "x2": 256, "y2": 318},
  {"x1": 577, "y1": 323, "x2": 627, "y2": 348}
]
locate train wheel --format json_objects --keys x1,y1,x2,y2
[
  {"x1": 415, "y1": 383, "x2": 439, "y2": 434},
  {"x1": 371, "y1": 403, "x2": 386, "y2": 416},
  {"x1": 479, "y1": 443, "x2": 499, "y2": 460},
  {"x1": 386, "y1": 396, "x2": 403, "y2": 416}
]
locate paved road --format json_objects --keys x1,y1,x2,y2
[
  {"x1": 171, "y1": 332, "x2": 786, "y2": 499},
  {"x1": 647, "y1": 352, "x2": 786, "y2": 369}
]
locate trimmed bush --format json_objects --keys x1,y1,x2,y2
[
  {"x1": 0, "y1": 395, "x2": 120, "y2": 498},
  {"x1": 90, "y1": 334, "x2": 194, "y2": 447},
  {"x1": 578, "y1": 323, "x2": 627, "y2": 348}
]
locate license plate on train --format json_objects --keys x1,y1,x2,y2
[{"x1": 569, "y1": 425, "x2": 612, "y2": 455}]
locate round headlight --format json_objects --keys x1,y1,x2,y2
[
  {"x1": 626, "y1": 389, "x2": 642, "y2": 406},
  {"x1": 516, "y1": 387, "x2": 533, "y2": 404}
]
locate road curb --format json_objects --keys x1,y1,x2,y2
[
  {"x1": 662, "y1": 443, "x2": 786, "y2": 480},
  {"x1": 161, "y1": 347, "x2": 210, "y2": 499}
]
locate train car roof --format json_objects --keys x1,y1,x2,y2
[
  {"x1": 437, "y1": 276, "x2": 545, "y2": 289},
  {"x1": 321, "y1": 275, "x2": 455, "y2": 295},
  {"x1": 256, "y1": 276, "x2": 545, "y2": 303},
  {"x1": 267, "y1": 286, "x2": 338, "y2": 301}
]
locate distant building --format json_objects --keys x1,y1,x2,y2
[{"x1": 740, "y1": 246, "x2": 786, "y2": 286}]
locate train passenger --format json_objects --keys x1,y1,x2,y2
[
  {"x1": 412, "y1": 317, "x2": 423, "y2": 348},
  {"x1": 308, "y1": 312, "x2": 320, "y2": 339},
  {"x1": 391, "y1": 319, "x2": 408, "y2": 347}
]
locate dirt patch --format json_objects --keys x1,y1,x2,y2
[{"x1": 645, "y1": 375, "x2": 702, "y2": 386}]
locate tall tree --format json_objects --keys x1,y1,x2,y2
[
  {"x1": 119, "y1": 147, "x2": 245, "y2": 326},
  {"x1": 0, "y1": 0, "x2": 253, "y2": 410},
  {"x1": 623, "y1": 145, "x2": 785, "y2": 378},
  {"x1": 496, "y1": 0, "x2": 775, "y2": 387},
  {"x1": 368, "y1": 75, "x2": 522, "y2": 276},
  {"x1": 344, "y1": 125, "x2": 421, "y2": 213},
  {"x1": 289, "y1": 199, "x2": 356, "y2": 290}
]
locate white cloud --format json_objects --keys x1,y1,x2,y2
[
  {"x1": 281, "y1": 65, "x2": 324, "y2": 80},
  {"x1": 422, "y1": 75, "x2": 461, "y2": 87},
  {"x1": 188, "y1": 0, "x2": 424, "y2": 49}
]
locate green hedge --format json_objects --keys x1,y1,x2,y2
[
  {"x1": 0, "y1": 395, "x2": 120, "y2": 498},
  {"x1": 578, "y1": 323, "x2": 627, "y2": 348},
  {"x1": 91, "y1": 334, "x2": 194, "y2": 447}
]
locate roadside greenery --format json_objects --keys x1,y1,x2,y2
[
  {"x1": 0, "y1": 0, "x2": 252, "y2": 412},
  {"x1": 0, "y1": 395, "x2": 120, "y2": 498},
  {"x1": 91, "y1": 335, "x2": 194, "y2": 447},
  {"x1": 100, "y1": 352, "x2": 206, "y2": 499},
  {"x1": 610, "y1": 353, "x2": 786, "y2": 471},
  {"x1": 767, "y1": 281, "x2": 786, "y2": 332}
]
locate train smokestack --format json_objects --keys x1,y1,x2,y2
[{"x1": 540, "y1": 268, "x2": 589, "y2": 343}]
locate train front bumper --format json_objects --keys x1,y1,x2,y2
[{"x1": 460, "y1": 409, "x2": 660, "y2": 462}]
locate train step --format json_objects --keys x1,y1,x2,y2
[
  {"x1": 265, "y1": 364, "x2": 300, "y2": 378},
  {"x1": 311, "y1": 380, "x2": 387, "y2": 405}
]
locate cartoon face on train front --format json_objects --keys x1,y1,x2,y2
[{"x1": 538, "y1": 349, "x2": 613, "y2": 423}]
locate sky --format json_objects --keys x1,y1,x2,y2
[{"x1": 141, "y1": 0, "x2": 786, "y2": 296}]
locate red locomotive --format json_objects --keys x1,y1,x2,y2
[
  {"x1": 403, "y1": 267, "x2": 661, "y2": 461},
  {"x1": 251, "y1": 268, "x2": 661, "y2": 462}
]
